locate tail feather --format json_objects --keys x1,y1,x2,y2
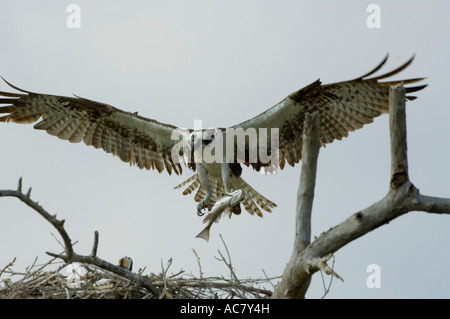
[
  {"x1": 194, "y1": 185, "x2": 206, "y2": 202},
  {"x1": 231, "y1": 176, "x2": 277, "y2": 213},
  {"x1": 173, "y1": 174, "x2": 197, "y2": 190},
  {"x1": 242, "y1": 197, "x2": 262, "y2": 217}
]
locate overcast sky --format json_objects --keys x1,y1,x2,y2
[{"x1": 0, "y1": 1, "x2": 449, "y2": 298}]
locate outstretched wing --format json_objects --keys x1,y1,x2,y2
[
  {"x1": 232, "y1": 55, "x2": 427, "y2": 172},
  {"x1": 0, "y1": 80, "x2": 191, "y2": 175}
]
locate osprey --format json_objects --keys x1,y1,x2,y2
[{"x1": 0, "y1": 56, "x2": 426, "y2": 218}]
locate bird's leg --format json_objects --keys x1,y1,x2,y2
[
  {"x1": 221, "y1": 161, "x2": 233, "y2": 197},
  {"x1": 221, "y1": 162, "x2": 241, "y2": 215},
  {"x1": 196, "y1": 164, "x2": 213, "y2": 216}
]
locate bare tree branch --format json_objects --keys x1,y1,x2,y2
[
  {"x1": 90, "y1": 231, "x2": 99, "y2": 258},
  {"x1": 389, "y1": 85, "x2": 409, "y2": 188},
  {"x1": 0, "y1": 186, "x2": 276, "y2": 298},
  {"x1": 272, "y1": 84, "x2": 450, "y2": 298},
  {"x1": 274, "y1": 112, "x2": 321, "y2": 298},
  {"x1": 0, "y1": 181, "x2": 162, "y2": 298},
  {"x1": 295, "y1": 112, "x2": 320, "y2": 252}
]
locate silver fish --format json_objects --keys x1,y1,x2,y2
[{"x1": 195, "y1": 189, "x2": 246, "y2": 242}]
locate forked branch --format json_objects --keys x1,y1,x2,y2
[
  {"x1": 272, "y1": 84, "x2": 450, "y2": 299},
  {"x1": 0, "y1": 182, "x2": 161, "y2": 298}
]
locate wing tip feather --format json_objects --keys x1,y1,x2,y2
[
  {"x1": 365, "y1": 54, "x2": 416, "y2": 81},
  {"x1": 355, "y1": 53, "x2": 390, "y2": 80},
  {"x1": 0, "y1": 77, "x2": 33, "y2": 94}
]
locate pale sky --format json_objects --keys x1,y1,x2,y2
[{"x1": 0, "y1": 1, "x2": 449, "y2": 298}]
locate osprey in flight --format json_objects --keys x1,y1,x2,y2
[{"x1": 0, "y1": 56, "x2": 426, "y2": 218}]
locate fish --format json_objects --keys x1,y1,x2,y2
[{"x1": 195, "y1": 189, "x2": 247, "y2": 242}]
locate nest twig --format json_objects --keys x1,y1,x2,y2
[{"x1": 0, "y1": 253, "x2": 277, "y2": 299}]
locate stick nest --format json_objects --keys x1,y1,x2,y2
[{"x1": 0, "y1": 255, "x2": 275, "y2": 299}]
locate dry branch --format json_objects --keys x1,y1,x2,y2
[
  {"x1": 0, "y1": 243, "x2": 276, "y2": 299},
  {"x1": 272, "y1": 84, "x2": 450, "y2": 298},
  {"x1": 0, "y1": 187, "x2": 275, "y2": 298},
  {"x1": 0, "y1": 182, "x2": 161, "y2": 297}
]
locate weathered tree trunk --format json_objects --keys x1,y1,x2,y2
[{"x1": 272, "y1": 84, "x2": 450, "y2": 299}]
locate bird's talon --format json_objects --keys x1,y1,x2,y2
[
  {"x1": 197, "y1": 208, "x2": 205, "y2": 217},
  {"x1": 197, "y1": 202, "x2": 207, "y2": 216}
]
